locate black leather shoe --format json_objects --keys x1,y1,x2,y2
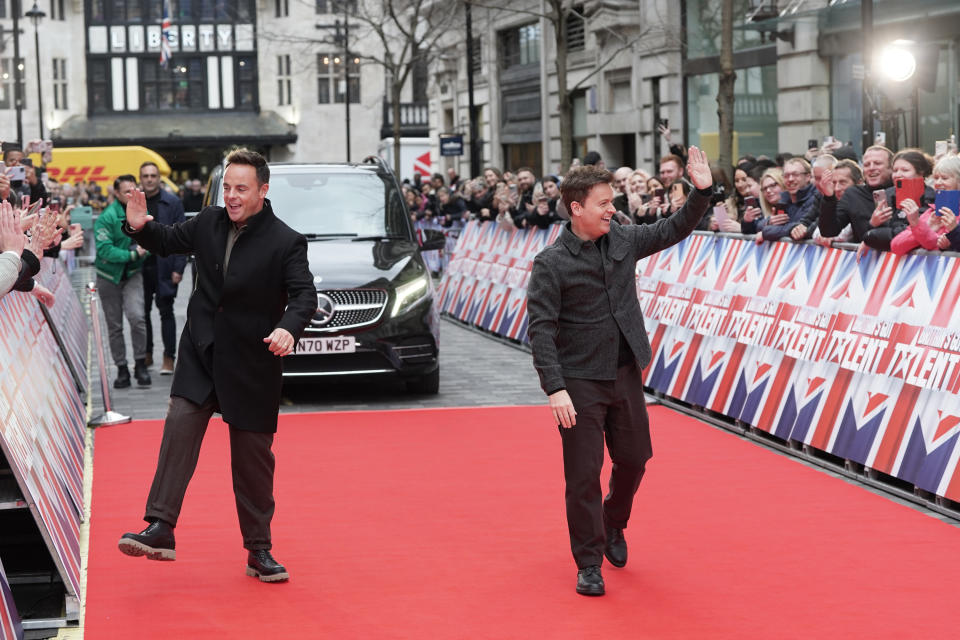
[
  {"x1": 246, "y1": 549, "x2": 289, "y2": 582},
  {"x1": 576, "y1": 565, "x2": 604, "y2": 596},
  {"x1": 118, "y1": 520, "x2": 176, "y2": 561},
  {"x1": 113, "y1": 365, "x2": 131, "y2": 389},
  {"x1": 605, "y1": 527, "x2": 627, "y2": 568},
  {"x1": 134, "y1": 359, "x2": 151, "y2": 387}
]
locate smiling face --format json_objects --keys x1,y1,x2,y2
[
  {"x1": 222, "y1": 163, "x2": 269, "y2": 225},
  {"x1": 734, "y1": 169, "x2": 750, "y2": 196},
  {"x1": 862, "y1": 149, "x2": 893, "y2": 188},
  {"x1": 891, "y1": 158, "x2": 919, "y2": 182},
  {"x1": 570, "y1": 183, "x2": 616, "y2": 241}
]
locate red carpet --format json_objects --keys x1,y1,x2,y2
[{"x1": 85, "y1": 405, "x2": 960, "y2": 638}]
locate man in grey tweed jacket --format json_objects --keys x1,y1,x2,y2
[{"x1": 527, "y1": 147, "x2": 713, "y2": 596}]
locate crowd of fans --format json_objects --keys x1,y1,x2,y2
[{"x1": 403, "y1": 131, "x2": 960, "y2": 270}]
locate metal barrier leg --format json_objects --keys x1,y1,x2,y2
[{"x1": 87, "y1": 282, "x2": 131, "y2": 427}]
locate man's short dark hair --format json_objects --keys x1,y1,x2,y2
[
  {"x1": 225, "y1": 148, "x2": 269, "y2": 186},
  {"x1": 834, "y1": 159, "x2": 863, "y2": 184},
  {"x1": 561, "y1": 165, "x2": 613, "y2": 213},
  {"x1": 114, "y1": 174, "x2": 137, "y2": 190},
  {"x1": 516, "y1": 166, "x2": 536, "y2": 176},
  {"x1": 139, "y1": 161, "x2": 159, "y2": 174}
]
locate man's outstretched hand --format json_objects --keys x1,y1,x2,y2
[
  {"x1": 686, "y1": 146, "x2": 713, "y2": 190},
  {"x1": 125, "y1": 190, "x2": 153, "y2": 231}
]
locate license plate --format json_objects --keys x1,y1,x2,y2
[{"x1": 296, "y1": 336, "x2": 356, "y2": 354}]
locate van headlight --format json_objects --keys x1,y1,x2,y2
[{"x1": 391, "y1": 274, "x2": 431, "y2": 317}]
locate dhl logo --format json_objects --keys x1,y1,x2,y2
[{"x1": 44, "y1": 166, "x2": 112, "y2": 183}]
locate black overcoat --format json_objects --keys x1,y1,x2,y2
[{"x1": 126, "y1": 199, "x2": 316, "y2": 432}]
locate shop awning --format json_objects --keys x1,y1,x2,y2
[{"x1": 51, "y1": 110, "x2": 297, "y2": 148}]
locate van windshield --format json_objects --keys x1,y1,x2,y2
[{"x1": 217, "y1": 170, "x2": 411, "y2": 239}]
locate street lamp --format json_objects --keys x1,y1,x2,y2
[{"x1": 25, "y1": 1, "x2": 45, "y2": 139}]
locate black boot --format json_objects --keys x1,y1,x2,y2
[
  {"x1": 246, "y1": 550, "x2": 290, "y2": 582},
  {"x1": 576, "y1": 565, "x2": 605, "y2": 596},
  {"x1": 114, "y1": 365, "x2": 131, "y2": 389},
  {"x1": 134, "y1": 359, "x2": 151, "y2": 387},
  {"x1": 118, "y1": 520, "x2": 176, "y2": 561}
]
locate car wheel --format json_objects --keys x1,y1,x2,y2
[{"x1": 406, "y1": 367, "x2": 439, "y2": 395}]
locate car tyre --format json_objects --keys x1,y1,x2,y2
[{"x1": 406, "y1": 367, "x2": 439, "y2": 395}]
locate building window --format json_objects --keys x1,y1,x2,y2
[
  {"x1": 316, "y1": 0, "x2": 357, "y2": 15},
  {"x1": 317, "y1": 53, "x2": 332, "y2": 104},
  {"x1": 0, "y1": 58, "x2": 27, "y2": 110},
  {"x1": 141, "y1": 58, "x2": 205, "y2": 111},
  {"x1": 686, "y1": 64, "x2": 778, "y2": 159},
  {"x1": 566, "y1": 5, "x2": 585, "y2": 52},
  {"x1": 278, "y1": 55, "x2": 291, "y2": 105},
  {"x1": 52, "y1": 58, "x2": 68, "y2": 110},
  {"x1": 499, "y1": 23, "x2": 540, "y2": 70},
  {"x1": 236, "y1": 56, "x2": 256, "y2": 108},
  {"x1": 50, "y1": 0, "x2": 65, "y2": 20},
  {"x1": 0, "y1": 2, "x2": 5, "y2": 18},
  {"x1": 275, "y1": 0, "x2": 288, "y2": 17},
  {"x1": 89, "y1": 59, "x2": 110, "y2": 113},
  {"x1": 318, "y1": 53, "x2": 359, "y2": 104},
  {"x1": 335, "y1": 55, "x2": 360, "y2": 103}
]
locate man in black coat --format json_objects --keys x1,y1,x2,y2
[
  {"x1": 138, "y1": 161, "x2": 187, "y2": 375},
  {"x1": 117, "y1": 149, "x2": 316, "y2": 582},
  {"x1": 818, "y1": 145, "x2": 894, "y2": 243},
  {"x1": 527, "y1": 148, "x2": 713, "y2": 596}
]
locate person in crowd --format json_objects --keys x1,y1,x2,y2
[
  {"x1": 811, "y1": 159, "x2": 864, "y2": 245},
  {"x1": 404, "y1": 185, "x2": 428, "y2": 221},
  {"x1": 638, "y1": 176, "x2": 668, "y2": 221},
  {"x1": 721, "y1": 163, "x2": 763, "y2": 234},
  {"x1": 891, "y1": 154, "x2": 959, "y2": 254},
  {"x1": 611, "y1": 167, "x2": 634, "y2": 213},
  {"x1": 437, "y1": 186, "x2": 468, "y2": 228},
  {"x1": 527, "y1": 148, "x2": 714, "y2": 597},
  {"x1": 95, "y1": 175, "x2": 151, "y2": 389},
  {"x1": 181, "y1": 179, "x2": 205, "y2": 212},
  {"x1": 582, "y1": 150, "x2": 604, "y2": 169},
  {"x1": 812, "y1": 154, "x2": 837, "y2": 186},
  {"x1": 117, "y1": 148, "x2": 316, "y2": 583},
  {"x1": 0, "y1": 201, "x2": 59, "y2": 304},
  {"x1": 760, "y1": 158, "x2": 818, "y2": 241},
  {"x1": 494, "y1": 182, "x2": 522, "y2": 230},
  {"x1": 625, "y1": 171, "x2": 655, "y2": 224},
  {"x1": 659, "y1": 154, "x2": 685, "y2": 189},
  {"x1": 527, "y1": 189, "x2": 562, "y2": 229},
  {"x1": 139, "y1": 162, "x2": 187, "y2": 375},
  {"x1": 543, "y1": 175, "x2": 568, "y2": 220},
  {"x1": 474, "y1": 167, "x2": 502, "y2": 218},
  {"x1": 658, "y1": 123, "x2": 688, "y2": 163},
  {"x1": 861, "y1": 148, "x2": 934, "y2": 252},
  {"x1": 21, "y1": 159, "x2": 49, "y2": 205},
  {"x1": 819, "y1": 145, "x2": 894, "y2": 243},
  {"x1": 515, "y1": 167, "x2": 538, "y2": 217}
]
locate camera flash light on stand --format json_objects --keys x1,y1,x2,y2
[{"x1": 880, "y1": 41, "x2": 917, "y2": 83}]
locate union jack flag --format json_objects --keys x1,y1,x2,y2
[{"x1": 160, "y1": 1, "x2": 173, "y2": 69}]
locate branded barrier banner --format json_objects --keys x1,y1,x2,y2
[
  {"x1": 35, "y1": 259, "x2": 89, "y2": 395},
  {"x1": 438, "y1": 224, "x2": 960, "y2": 502},
  {"x1": 0, "y1": 266, "x2": 86, "y2": 601},
  {"x1": 0, "y1": 557, "x2": 23, "y2": 640}
]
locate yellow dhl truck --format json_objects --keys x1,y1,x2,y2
[{"x1": 28, "y1": 145, "x2": 179, "y2": 191}]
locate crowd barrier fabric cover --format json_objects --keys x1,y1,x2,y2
[
  {"x1": 0, "y1": 264, "x2": 86, "y2": 600},
  {"x1": 35, "y1": 258, "x2": 88, "y2": 395},
  {"x1": 0, "y1": 557, "x2": 22, "y2": 640},
  {"x1": 438, "y1": 223, "x2": 960, "y2": 502}
]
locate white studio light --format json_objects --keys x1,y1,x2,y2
[{"x1": 880, "y1": 41, "x2": 917, "y2": 83}]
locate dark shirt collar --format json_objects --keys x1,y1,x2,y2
[{"x1": 559, "y1": 222, "x2": 603, "y2": 256}]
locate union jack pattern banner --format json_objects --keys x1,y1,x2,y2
[
  {"x1": 0, "y1": 267, "x2": 86, "y2": 606},
  {"x1": 438, "y1": 226, "x2": 960, "y2": 502},
  {"x1": 0, "y1": 557, "x2": 22, "y2": 640}
]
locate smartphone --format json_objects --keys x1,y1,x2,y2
[
  {"x1": 744, "y1": 196, "x2": 759, "y2": 209},
  {"x1": 26, "y1": 198, "x2": 43, "y2": 216},
  {"x1": 808, "y1": 139, "x2": 819, "y2": 150},
  {"x1": 48, "y1": 202, "x2": 61, "y2": 215},
  {"x1": 872, "y1": 189, "x2": 887, "y2": 208},
  {"x1": 6, "y1": 165, "x2": 25, "y2": 181},
  {"x1": 508, "y1": 183, "x2": 518, "y2": 195},
  {"x1": 641, "y1": 194, "x2": 651, "y2": 203},
  {"x1": 875, "y1": 131, "x2": 887, "y2": 145},
  {"x1": 821, "y1": 135, "x2": 836, "y2": 147},
  {"x1": 895, "y1": 177, "x2": 925, "y2": 209},
  {"x1": 654, "y1": 188, "x2": 666, "y2": 199},
  {"x1": 934, "y1": 190, "x2": 960, "y2": 217},
  {"x1": 936, "y1": 140, "x2": 948, "y2": 156},
  {"x1": 774, "y1": 203, "x2": 789, "y2": 216}
]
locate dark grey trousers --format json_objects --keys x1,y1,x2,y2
[
  {"x1": 144, "y1": 394, "x2": 277, "y2": 551},
  {"x1": 560, "y1": 362, "x2": 652, "y2": 569},
  {"x1": 96, "y1": 273, "x2": 146, "y2": 366}
]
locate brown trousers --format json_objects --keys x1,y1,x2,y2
[{"x1": 144, "y1": 394, "x2": 276, "y2": 550}]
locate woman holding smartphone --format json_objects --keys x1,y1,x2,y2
[{"x1": 864, "y1": 148, "x2": 934, "y2": 251}]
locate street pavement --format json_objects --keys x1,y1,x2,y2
[{"x1": 81, "y1": 266, "x2": 544, "y2": 423}]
